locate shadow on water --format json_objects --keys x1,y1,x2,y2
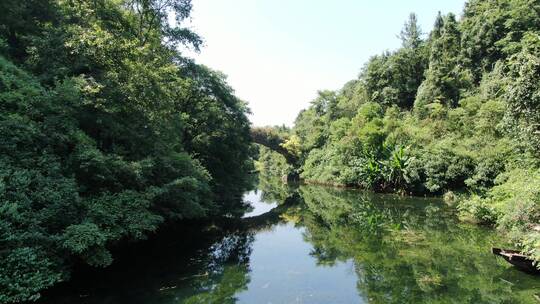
[{"x1": 39, "y1": 177, "x2": 540, "y2": 304}]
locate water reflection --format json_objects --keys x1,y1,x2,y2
[
  {"x1": 179, "y1": 233, "x2": 253, "y2": 304},
  {"x1": 40, "y1": 178, "x2": 540, "y2": 304},
  {"x1": 242, "y1": 191, "x2": 277, "y2": 218},
  {"x1": 296, "y1": 186, "x2": 540, "y2": 303}
]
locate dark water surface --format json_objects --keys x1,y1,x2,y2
[{"x1": 40, "y1": 182, "x2": 540, "y2": 303}]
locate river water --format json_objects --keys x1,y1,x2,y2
[{"x1": 40, "y1": 181, "x2": 539, "y2": 303}]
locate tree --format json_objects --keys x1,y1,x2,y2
[
  {"x1": 415, "y1": 13, "x2": 470, "y2": 109},
  {"x1": 123, "y1": 0, "x2": 202, "y2": 48},
  {"x1": 399, "y1": 13, "x2": 423, "y2": 49},
  {"x1": 503, "y1": 32, "x2": 540, "y2": 155},
  {"x1": 460, "y1": 0, "x2": 540, "y2": 81},
  {"x1": 363, "y1": 13, "x2": 427, "y2": 109},
  {"x1": 431, "y1": 11, "x2": 444, "y2": 40},
  {"x1": 0, "y1": 0, "x2": 252, "y2": 301}
]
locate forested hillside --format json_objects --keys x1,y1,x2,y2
[
  {"x1": 0, "y1": 0, "x2": 253, "y2": 302},
  {"x1": 258, "y1": 0, "x2": 540, "y2": 265}
]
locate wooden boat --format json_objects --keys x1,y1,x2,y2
[{"x1": 492, "y1": 248, "x2": 540, "y2": 274}]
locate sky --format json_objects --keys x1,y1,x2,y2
[{"x1": 185, "y1": 0, "x2": 466, "y2": 127}]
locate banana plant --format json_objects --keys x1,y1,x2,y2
[{"x1": 381, "y1": 145, "x2": 412, "y2": 190}]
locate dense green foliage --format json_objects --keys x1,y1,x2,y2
[
  {"x1": 259, "y1": 1, "x2": 540, "y2": 265},
  {"x1": 0, "y1": 0, "x2": 253, "y2": 302}
]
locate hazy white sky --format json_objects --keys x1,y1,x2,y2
[{"x1": 185, "y1": 0, "x2": 466, "y2": 127}]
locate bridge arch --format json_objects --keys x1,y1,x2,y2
[
  {"x1": 250, "y1": 127, "x2": 299, "y2": 166},
  {"x1": 250, "y1": 127, "x2": 301, "y2": 182}
]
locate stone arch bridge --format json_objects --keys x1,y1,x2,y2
[
  {"x1": 250, "y1": 127, "x2": 300, "y2": 181},
  {"x1": 250, "y1": 127, "x2": 299, "y2": 166}
]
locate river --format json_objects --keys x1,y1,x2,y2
[{"x1": 39, "y1": 180, "x2": 539, "y2": 303}]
